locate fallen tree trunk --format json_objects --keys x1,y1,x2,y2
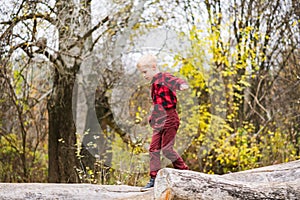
[
  {"x1": 154, "y1": 160, "x2": 300, "y2": 200},
  {"x1": 1, "y1": 160, "x2": 299, "y2": 199},
  {"x1": 0, "y1": 184, "x2": 153, "y2": 200}
]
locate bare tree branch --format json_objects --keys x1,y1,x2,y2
[{"x1": 0, "y1": 13, "x2": 56, "y2": 42}]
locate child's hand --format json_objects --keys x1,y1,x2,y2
[{"x1": 179, "y1": 83, "x2": 189, "y2": 90}]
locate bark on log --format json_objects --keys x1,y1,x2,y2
[
  {"x1": 0, "y1": 184, "x2": 153, "y2": 200},
  {"x1": 1, "y1": 160, "x2": 299, "y2": 200},
  {"x1": 154, "y1": 160, "x2": 300, "y2": 200}
]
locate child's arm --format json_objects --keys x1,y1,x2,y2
[{"x1": 164, "y1": 73, "x2": 189, "y2": 91}]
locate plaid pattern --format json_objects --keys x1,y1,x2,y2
[{"x1": 149, "y1": 72, "x2": 186, "y2": 128}]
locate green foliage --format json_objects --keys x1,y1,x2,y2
[
  {"x1": 0, "y1": 133, "x2": 48, "y2": 182},
  {"x1": 214, "y1": 124, "x2": 262, "y2": 173},
  {"x1": 258, "y1": 129, "x2": 299, "y2": 165},
  {"x1": 0, "y1": 59, "x2": 49, "y2": 183},
  {"x1": 74, "y1": 130, "x2": 149, "y2": 186},
  {"x1": 173, "y1": 22, "x2": 299, "y2": 175},
  {"x1": 0, "y1": 134, "x2": 20, "y2": 181},
  {"x1": 108, "y1": 133, "x2": 149, "y2": 186}
]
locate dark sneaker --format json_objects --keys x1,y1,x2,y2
[{"x1": 140, "y1": 178, "x2": 155, "y2": 192}]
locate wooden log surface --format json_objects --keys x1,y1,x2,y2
[
  {"x1": 154, "y1": 160, "x2": 300, "y2": 200},
  {"x1": 1, "y1": 160, "x2": 300, "y2": 200},
  {"x1": 0, "y1": 183, "x2": 153, "y2": 200}
]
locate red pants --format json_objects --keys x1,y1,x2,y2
[{"x1": 149, "y1": 109, "x2": 189, "y2": 178}]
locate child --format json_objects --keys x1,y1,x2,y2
[{"x1": 136, "y1": 54, "x2": 189, "y2": 191}]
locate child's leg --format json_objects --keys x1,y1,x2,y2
[
  {"x1": 161, "y1": 126, "x2": 189, "y2": 170},
  {"x1": 149, "y1": 129, "x2": 162, "y2": 178}
]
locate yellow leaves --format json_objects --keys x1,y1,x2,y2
[
  {"x1": 107, "y1": 28, "x2": 116, "y2": 36},
  {"x1": 135, "y1": 113, "x2": 142, "y2": 123},
  {"x1": 221, "y1": 69, "x2": 235, "y2": 77},
  {"x1": 244, "y1": 26, "x2": 254, "y2": 33},
  {"x1": 253, "y1": 32, "x2": 259, "y2": 40},
  {"x1": 179, "y1": 31, "x2": 186, "y2": 38},
  {"x1": 178, "y1": 59, "x2": 207, "y2": 90},
  {"x1": 132, "y1": 23, "x2": 140, "y2": 30},
  {"x1": 238, "y1": 79, "x2": 251, "y2": 87},
  {"x1": 212, "y1": 52, "x2": 229, "y2": 67},
  {"x1": 212, "y1": 126, "x2": 263, "y2": 172},
  {"x1": 226, "y1": 113, "x2": 235, "y2": 121},
  {"x1": 233, "y1": 84, "x2": 243, "y2": 93},
  {"x1": 169, "y1": 21, "x2": 300, "y2": 174},
  {"x1": 179, "y1": 61, "x2": 194, "y2": 77},
  {"x1": 131, "y1": 145, "x2": 144, "y2": 155},
  {"x1": 292, "y1": 20, "x2": 298, "y2": 27},
  {"x1": 192, "y1": 153, "x2": 197, "y2": 159},
  {"x1": 87, "y1": 168, "x2": 93, "y2": 176},
  {"x1": 189, "y1": 32, "x2": 196, "y2": 40},
  {"x1": 134, "y1": 106, "x2": 147, "y2": 124},
  {"x1": 189, "y1": 27, "x2": 204, "y2": 41},
  {"x1": 13, "y1": 69, "x2": 23, "y2": 96},
  {"x1": 199, "y1": 121, "x2": 207, "y2": 130}
]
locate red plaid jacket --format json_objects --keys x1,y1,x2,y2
[{"x1": 149, "y1": 72, "x2": 187, "y2": 128}]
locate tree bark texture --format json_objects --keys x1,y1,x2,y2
[
  {"x1": 154, "y1": 160, "x2": 300, "y2": 200},
  {"x1": 1, "y1": 160, "x2": 299, "y2": 199},
  {"x1": 47, "y1": 0, "x2": 88, "y2": 183},
  {"x1": 0, "y1": 184, "x2": 153, "y2": 200},
  {"x1": 48, "y1": 73, "x2": 79, "y2": 183}
]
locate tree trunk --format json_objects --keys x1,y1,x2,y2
[
  {"x1": 47, "y1": 0, "x2": 88, "y2": 183},
  {"x1": 154, "y1": 160, "x2": 300, "y2": 200},
  {"x1": 48, "y1": 73, "x2": 78, "y2": 183},
  {"x1": 0, "y1": 183, "x2": 153, "y2": 200}
]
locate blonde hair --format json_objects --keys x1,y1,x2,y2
[{"x1": 136, "y1": 54, "x2": 157, "y2": 69}]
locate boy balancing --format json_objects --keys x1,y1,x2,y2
[{"x1": 136, "y1": 54, "x2": 189, "y2": 191}]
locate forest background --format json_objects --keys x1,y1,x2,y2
[{"x1": 0, "y1": 0, "x2": 299, "y2": 186}]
